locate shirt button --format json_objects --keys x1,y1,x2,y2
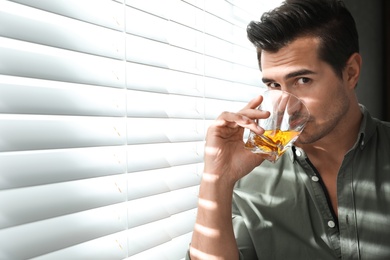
[
  {"x1": 328, "y1": 220, "x2": 336, "y2": 228},
  {"x1": 311, "y1": 176, "x2": 319, "y2": 182},
  {"x1": 295, "y1": 149, "x2": 302, "y2": 157}
]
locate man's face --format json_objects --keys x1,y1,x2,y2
[{"x1": 260, "y1": 36, "x2": 351, "y2": 145}]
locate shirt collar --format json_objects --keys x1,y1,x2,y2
[
  {"x1": 288, "y1": 104, "x2": 376, "y2": 162},
  {"x1": 356, "y1": 104, "x2": 376, "y2": 150}
]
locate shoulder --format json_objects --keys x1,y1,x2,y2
[
  {"x1": 373, "y1": 118, "x2": 390, "y2": 137},
  {"x1": 360, "y1": 106, "x2": 390, "y2": 143}
]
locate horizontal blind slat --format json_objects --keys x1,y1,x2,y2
[
  {"x1": 126, "y1": 0, "x2": 170, "y2": 20},
  {"x1": 204, "y1": 56, "x2": 262, "y2": 85},
  {"x1": 0, "y1": 115, "x2": 126, "y2": 151},
  {"x1": 204, "y1": 34, "x2": 258, "y2": 68},
  {"x1": 128, "y1": 209, "x2": 196, "y2": 256},
  {"x1": 126, "y1": 233, "x2": 192, "y2": 260},
  {"x1": 128, "y1": 164, "x2": 202, "y2": 200},
  {"x1": 229, "y1": 0, "x2": 285, "y2": 17},
  {"x1": 128, "y1": 186, "x2": 199, "y2": 228},
  {"x1": 204, "y1": 77, "x2": 263, "y2": 101},
  {"x1": 127, "y1": 90, "x2": 253, "y2": 119},
  {"x1": 0, "y1": 76, "x2": 126, "y2": 116},
  {"x1": 169, "y1": 1, "x2": 204, "y2": 31},
  {"x1": 0, "y1": 146, "x2": 126, "y2": 190},
  {"x1": 126, "y1": 35, "x2": 204, "y2": 75},
  {"x1": 0, "y1": 175, "x2": 127, "y2": 229},
  {"x1": 127, "y1": 91, "x2": 204, "y2": 118},
  {"x1": 204, "y1": 99, "x2": 250, "y2": 119},
  {"x1": 0, "y1": 1, "x2": 125, "y2": 59},
  {"x1": 125, "y1": 6, "x2": 169, "y2": 43},
  {"x1": 0, "y1": 203, "x2": 128, "y2": 260},
  {"x1": 9, "y1": 0, "x2": 124, "y2": 30},
  {"x1": 127, "y1": 142, "x2": 204, "y2": 172},
  {"x1": 0, "y1": 37, "x2": 125, "y2": 87},
  {"x1": 126, "y1": 63, "x2": 204, "y2": 97},
  {"x1": 30, "y1": 232, "x2": 128, "y2": 260},
  {"x1": 128, "y1": 118, "x2": 205, "y2": 144}
]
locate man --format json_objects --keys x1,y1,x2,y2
[{"x1": 188, "y1": 0, "x2": 390, "y2": 259}]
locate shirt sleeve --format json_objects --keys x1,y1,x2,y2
[
  {"x1": 185, "y1": 249, "x2": 191, "y2": 260},
  {"x1": 185, "y1": 245, "x2": 249, "y2": 260},
  {"x1": 232, "y1": 201, "x2": 258, "y2": 259}
]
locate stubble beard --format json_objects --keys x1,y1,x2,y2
[{"x1": 295, "y1": 89, "x2": 350, "y2": 146}]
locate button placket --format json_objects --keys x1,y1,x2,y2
[{"x1": 296, "y1": 152, "x2": 341, "y2": 256}]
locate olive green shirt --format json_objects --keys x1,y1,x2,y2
[
  {"x1": 187, "y1": 106, "x2": 390, "y2": 259},
  {"x1": 232, "y1": 106, "x2": 390, "y2": 259}
]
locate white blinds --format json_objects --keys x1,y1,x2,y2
[{"x1": 0, "y1": 0, "x2": 281, "y2": 259}]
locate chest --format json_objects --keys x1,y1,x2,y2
[{"x1": 300, "y1": 151, "x2": 390, "y2": 259}]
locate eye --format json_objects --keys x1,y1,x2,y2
[
  {"x1": 267, "y1": 82, "x2": 281, "y2": 89},
  {"x1": 296, "y1": 77, "x2": 311, "y2": 85}
]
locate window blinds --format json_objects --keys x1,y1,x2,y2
[{"x1": 0, "y1": 0, "x2": 281, "y2": 259}]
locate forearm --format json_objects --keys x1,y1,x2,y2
[
  {"x1": 190, "y1": 175, "x2": 239, "y2": 260},
  {"x1": 189, "y1": 99, "x2": 266, "y2": 259}
]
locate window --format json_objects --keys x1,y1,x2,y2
[{"x1": 0, "y1": 0, "x2": 282, "y2": 259}]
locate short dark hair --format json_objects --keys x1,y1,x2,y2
[{"x1": 247, "y1": 0, "x2": 359, "y2": 78}]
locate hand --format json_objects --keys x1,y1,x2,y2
[{"x1": 203, "y1": 95, "x2": 270, "y2": 186}]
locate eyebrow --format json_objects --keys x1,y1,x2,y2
[{"x1": 262, "y1": 69, "x2": 317, "y2": 84}]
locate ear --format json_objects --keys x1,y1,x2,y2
[{"x1": 343, "y1": 53, "x2": 362, "y2": 89}]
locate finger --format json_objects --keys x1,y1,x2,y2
[
  {"x1": 215, "y1": 112, "x2": 264, "y2": 134},
  {"x1": 239, "y1": 108, "x2": 270, "y2": 121},
  {"x1": 238, "y1": 95, "x2": 270, "y2": 120},
  {"x1": 241, "y1": 95, "x2": 264, "y2": 110}
]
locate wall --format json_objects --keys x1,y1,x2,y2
[{"x1": 343, "y1": 0, "x2": 385, "y2": 120}]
